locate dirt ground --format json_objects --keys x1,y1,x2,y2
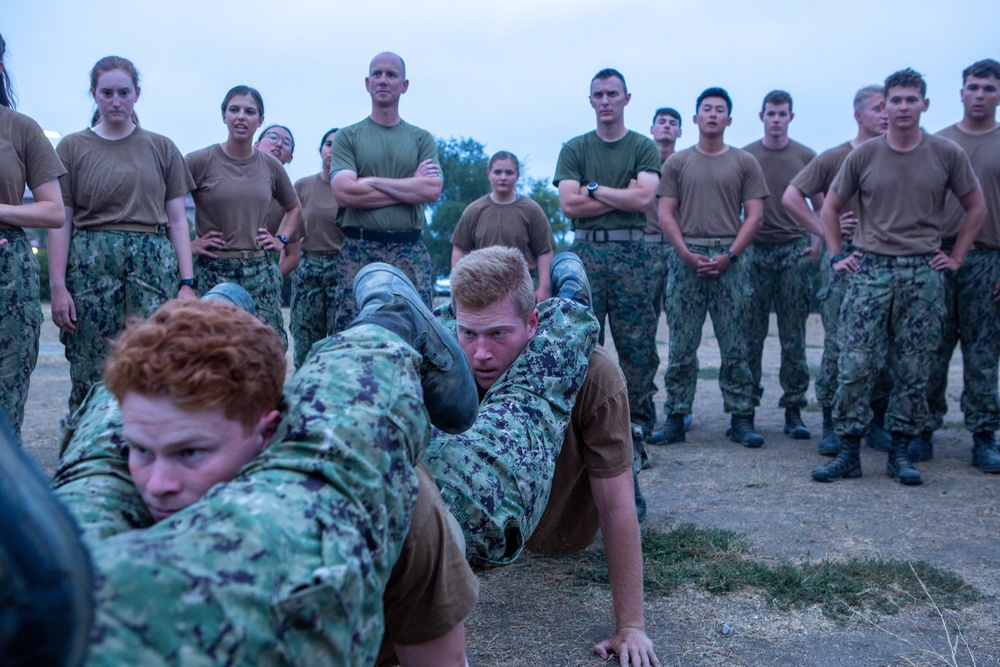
[{"x1": 21, "y1": 307, "x2": 1000, "y2": 667}]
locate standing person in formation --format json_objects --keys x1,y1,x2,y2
[
  {"x1": 331, "y1": 52, "x2": 442, "y2": 332},
  {"x1": 290, "y1": 128, "x2": 345, "y2": 369},
  {"x1": 783, "y1": 85, "x2": 893, "y2": 457},
  {"x1": 257, "y1": 125, "x2": 302, "y2": 277},
  {"x1": 554, "y1": 68, "x2": 661, "y2": 435},
  {"x1": 450, "y1": 150, "x2": 555, "y2": 304},
  {"x1": 812, "y1": 68, "x2": 985, "y2": 486},
  {"x1": 0, "y1": 33, "x2": 67, "y2": 442},
  {"x1": 652, "y1": 87, "x2": 769, "y2": 448},
  {"x1": 49, "y1": 55, "x2": 195, "y2": 416},
  {"x1": 918, "y1": 58, "x2": 1000, "y2": 472},
  {"x1": 185, "y1": 85, "x2": 301, "y2": 347},
  {"x1": 742, "y1": 90, "x2": 820, "y2": 440}
]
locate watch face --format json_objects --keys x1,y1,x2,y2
[{"x1": 587, "y1": 182, "x2": 598, "y2": 190}]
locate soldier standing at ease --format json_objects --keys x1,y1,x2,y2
[
  {"x1": 743, "y1": 91, "x2": 820, "y2": 440},
  {"x1": 652, "y1": 87, "x2": 770, "y2": 448},
  {"x1": 916, "y1": 58, "x2": 1000, "y2": 472},
  {"x1": 813, "y1": 68, "x2": 985, "y2": 486}
]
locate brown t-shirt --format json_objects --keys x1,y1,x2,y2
[
  {"x1": 57, "y1": 127, "x2": 193, "y2": 229},
  {"x1": 832, "y1": 132, "x2": 980, "y2": 255},
  {"x1": 295, "y1": 173, "x2": 343, "y2": 253},
  {"x1": 936, "y1": 124, "x2": 1000, "y2": 249},
  {"x1": 525, "y1": 345, "x2": 634, "y2": 555},
  {"x1": 377, "y1": 463, "x2": 479, "y2": 664},
  {"x1": 657, "y1": 146, "x2": 770, "y2": 237},
  {"x1": 450, "y1": 194, "x2": 555, "y2": 269},
  {"x1": 186, "y1": 144, "x2": 297, "y2": 250},
  {"x1": 0, "y1": 106, "x2": 66, "y2": 212},
  {"x1": 742, "y1": 139, "x2": 817, "y2": 244}
]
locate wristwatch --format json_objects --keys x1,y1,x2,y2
[
  {"x1": 830, "y1": 253, "x2": 845, "y2": 266},
  {"x1": 275, "y1": 234, "x2": 289, "y2": 248},
  {"x1": 725, "y1": 250, "x2": 738, "y2": 263},
  {"x1": 587, "y1": 182, "x2": 599, "y2": 198},
  {"x1": 179, "y1": 277, "x2": 196, "y2": 289}
]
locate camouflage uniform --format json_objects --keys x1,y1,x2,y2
[
  {"x1": 426, "y1": 297, "x2": 599, "y2": 568},
  {"x1": 663, "y1": 243, "x2": 756, "y2": 416},
  {"x1": 746, "y1": 238, "x2": 812, "y2": 409},
  {"x1": 926, "y1": 249, "x2": 1000, "y2": 433},
  {"x1": 333, "y1": 237, "x2": 433, "y2": 334},
  {"x1": 814, "y1": 246, "x2": 892, "y2": 413},
  {"x1": 647, "y1": 239, "x2": 672, "y2": 322},
  {"x1": 834, "y1": 254, "x2": 944, "y2": 437},
  {"x1": 570, "y1": 239, "x2": 658, "y2": 431},
  {"x1": 290, "y1": 252, "x2": 339, "y2": 369},
  {"x1": 194, "y1": 255, "x2": 287, "y2": 349},
  {"x1": 52, "y1": 324, "x2": 428, "y2": 665},
  {"x1": 63, "y1": 230, "x2": 179, "y2": 415},
  {"x1": 0, "y1": 228, "x2": 42, "y2": 443}
]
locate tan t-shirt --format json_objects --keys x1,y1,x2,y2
[
  {"x1": 742, "y1": 139, "x2": 816, "y2": 244},
  {"x1": 936, "y1": 124, "x2": 1000, "y2": 249},
  {"x1": 293, "y1": 173, "x2": 342, "y2": 253},
  {"x1": 450, "y1": 194, "x2": 555, "y2": 269},
  {"x1": 186, "y1": 144, "x2": 297, "y2": 250},
  {"x1": 525, "y1": 345, "x2": 634, "y2": 555},
  {"x1": 57, "y1": 127, "x2": 193, "y2": 229},
  {"x1": 0, "y1": 106, "x2": 66, "y2": 212},
  {"x1": 657, "y1": 146, "x2": 770, "y2": 237},
  {"x1": 832, "y1": 132, "x2": 980, "y2": 255}
]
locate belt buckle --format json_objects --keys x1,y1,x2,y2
[
  {"x1": 597, "y1": 230, "x2": 610, "y2": 243},
  {"x1": 240, "y1": 249, "x2": 256, "y2": 259},
  {"x1": 707, "y1": 239, "x2": 722, "y2": 248}
]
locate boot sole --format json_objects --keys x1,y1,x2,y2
[
  {"x1": 886, "y1": 466, "x2": 923, "y2": 485},
  {"x1": 811, "y1": 465, "x2": 862, "y2": 482},
  {"x1": 784, "y1": 426, "x2": 812, "y2": 440}
]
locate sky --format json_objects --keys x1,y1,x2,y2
[{"x1": 4, "y1": 0, "x2": 998, "y2": 188}]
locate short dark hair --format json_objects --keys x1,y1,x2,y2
[
  {"x1": 257, "y1": 124, "x2": 295, "y2": 153},
  {"x1": 653, "y1": 107, "x2": 682, "y2": 127},
  {"x1": 0, "y1": 32, "x2": 14, "y2": 109},
  {"x1": 884, "y1": 68, "x2": 926, "y2": 98},
  {"x1": 592, "y1": 68, "x2": 627, "y2": 94},
  {"x1": 319, "y1": 128, "x2": 338, "y2": 151},
  {"x1": 962, "y1": 59, "x2": 1000, "y2": 84},
  {"x1": 762, "y1": 90, "x2": 792, "y2": 113},
  {"x1": 697, "y1": 87, "x2": 732, "y2": 114}
]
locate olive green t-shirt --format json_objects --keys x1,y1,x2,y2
[
  {"x1": 186, "y1": 144, "x2": 297, "y2": 251},
  {"x1": 57, "y1": 127, "x2": 193, "y2": 229},
  {"x1": 657, "y1": 146, "x2": 769, "y2": 237},
  {"x1": 553, "y1": 130, "x2": 661, "y2": 231},
  {"x1": 832, "y1": 132, "x2": 980, "y2": 255},
  {"x1": 329, "y1": 117, "x2": 438, "y2": 232},
  {"x1": 295, "y1": 173, "x2": 343, "y2": 253},
  {"x1": 450, "y1": 194, "x2": 554, "y2": 269},
  {"x1": 742, "y1": 138, "x2": 817, "y2": 244},
  {"x1": 936, "y1": 124, "x2": 1000, "y2": 249},
  {"x1": 0, "y1": 106, "x2": 65, "y2": 211}
]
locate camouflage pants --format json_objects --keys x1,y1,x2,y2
[
  {"x1": 63, "y1": 230, "x2": 178, "y2": 415},
  {"x1": 425, "y1": 297, "x2": 599, "y2": 568},
  {"x1": 647, "y1": 240, "x2": 672, "y2": 322},
  {"x1": 834, "y1": 254, "x2": 944, "y2": 437},
  {"x1": 746, "y1": 238, "x2": 812, "y2": 409},
  {"x1": 290, "y1": 251, "x2": 340, "y2": 369},
  {"x1": 0, "y1": 228, "x2": 42, "y2": 443},
  {"x1": 333, "y1": 237, "x2": 433, "y2": 334},
  {"x1": 925, "y1": 249, "x2": 1000, "y2": 434},
  {"x1": 570, "y1": 238, "x2": 658, "y2": 431},
  {"x1": 663, "y1": 243, "x2": 755, "y2": 416},
  {"x1": 815, "y1": 248, "x2": 892, "y2": 412},
  {"x1": 194, "y1": 254, "x2": 287, "y2": 349},
  {"x1": 52, "y1": 325, "x2": 428, "y2": 666}
]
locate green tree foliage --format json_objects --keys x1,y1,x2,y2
[{"x1": 524, "y1": 177, "x2": 571, "y2": 252}]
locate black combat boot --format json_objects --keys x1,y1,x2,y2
[
  {"x1": 812, "y1": 434, "x2": 862, "y2": 482},
  {"x1": 550, "y1": 252, "x2": 593, "y2": 310},
  {"x1": 907, "y1": 429, "x2": 934, "y2": 462},
  {"x1": 887, "y1": 433, "x2": 923, "y2": 485},
  {"x1": 865, "y1": 407, "x2": 891, "y2": 451},
  {"x1": 353, "y1": 263, "x2": 478, "y2": 434},
  {"x1": 0, "y1": 417, "x2": 94, "y2": 667},
  {"x1": 818, "y1": 406, "x2": 841, "y2": 456},
  {"x1": 972, "y1": 432, "x2": 1000, "y2": 474},
  {"x1": 784, "y1": 407, "x2": 812, "y2": 440},
  {"x1": 648, "y1": 414, "x2": 686, "y2": 445},
  {"x1": 728, "y1": 413, "x2": 764, "y2": 448}
]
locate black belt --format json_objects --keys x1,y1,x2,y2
[{"x1": 343, "y1": 227, "x2": 422, "y2": 244}]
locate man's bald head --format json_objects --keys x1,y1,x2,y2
[{"x1": 369, "y1": 51, "x2": 406, "y2": 78}]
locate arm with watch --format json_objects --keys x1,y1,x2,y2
[
  {"x1": 165, "y1": 197, "x2": 196, "y2": 300},
  {"x1": 694, "y1": 197, "x2": 764, "y2": 278},
  {"x1": 820, "y1": 190, "x2": 861, "y2": 274}
]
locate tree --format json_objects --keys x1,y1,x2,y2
[{"x1": 524, "y1": 177, "x2": 572, "y2": 252}]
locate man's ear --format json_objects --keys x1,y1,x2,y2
[{"x1": 257, "y1": 409, "x2": 282, "y2": 452}]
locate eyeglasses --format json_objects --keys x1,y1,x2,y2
[{"x1": 264, "y1": 131, "x2": 293, "y2": 149}]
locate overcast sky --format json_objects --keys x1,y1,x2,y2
[{"x1": 5, "y1": 0, "x2": 997, "y2": 188}]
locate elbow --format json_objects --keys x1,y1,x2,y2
[
  {"x1": 43, "y1": 203, "x2": 67, "y2": 228},
  {"x1": 636, "y1": 190, "x2": 656, "y2": 212}
]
